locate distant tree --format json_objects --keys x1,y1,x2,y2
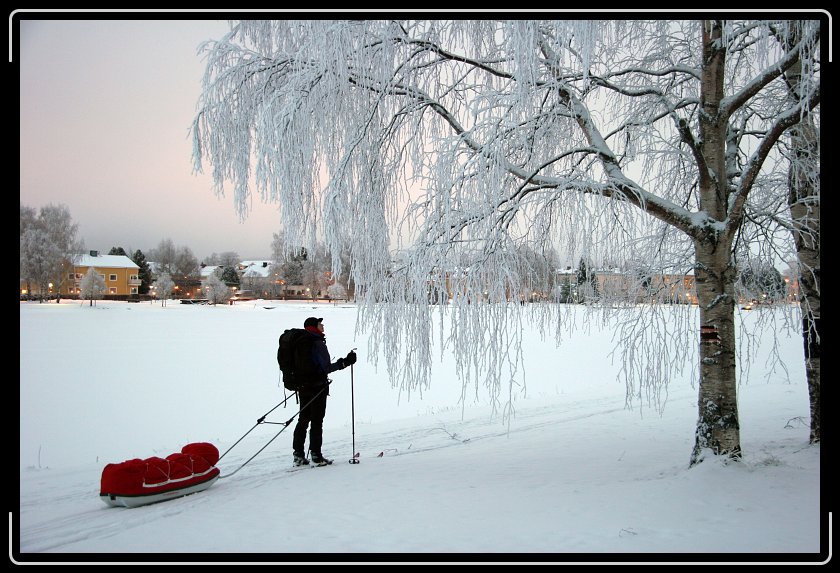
[
  {"x1": 281, "y1": 257, "x2": 305, "y2": 286},
  {"x1": 174, "y1": 246, "x2": 200, "y2": 279},
  {"x1": 327, "y1": 282, "x2": 347, "y2": 302},
  {"x1": 555, "y1": 281, "x2": 573, "y2": 304},
  {"x1": 218, "y1": 251, "x2": 241, "y2": 267},
  {"x1": 19, "y1": 203, "x2": 80, "y2": 301},
  {"x1": 271, "y1": 237, "x2": 346, "y2": 298},
  {"x1": 39, "y1": 204, "x2": 81, "y2": 302},
  {"x1": 131, "y1": 250, "x2": 153, "y2": 295},
  {"x1": 204, "y1": 272, "x2": 230, "y2": 305},
  {"x1": 155, "y1": 273, "x2": 175, "y2": 307},
  {"x1": 20, "y1": 228, "x2": 60, "y2": 302},
  {"x1": 576, "y1": 258, "x2": 599, "y2": 303},
  {"x1": 150, "y1": 240, "x2": 200, "y2": 281},
  {"x1": 203, "y1": 251, "x2": 241, "y2": 267},
  {"x1": 149, "y1": 239, "x2": 178, "y2": 276},
  {"x1": 79, "y1": 267, "x2": 106, "y2": 307},
  {"x1": 271, "y1": 234, "x2": 308, "y2": 286},
  {"x1": 301, "y1": 248, "x2": 330, "y2": 298},
  {"x1": 108, "y1": 247, "x2": 128, "y2": 256},
  {"x1": 736, "y1": 262, "x2": 786, "y2": 303},
  {"x1": 20, "y1": 204, "x2": 37, "y2": 235},
  {"x1": 220, "y1": 266, "x2": 240, "y2": 287},
  {"x1": 576, "y1": 258, "x2": 589, "y2": 287},
  {"x1": 627, "y1": 261, "x2": 654, "y2": 303},
  {"x1": 19, "y1": 205, "x2": 37, "y2": 297},
  {"x1": 267, "y1": 262, "x2": 285, "y2": 296},
  {"x1": 514, "y1": 244, "x2": 560, "y2": 301}
]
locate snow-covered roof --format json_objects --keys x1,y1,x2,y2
[
  {"x1": 240, "y1": 260, "x2": 272, "y2": 267},
  {"x1": 200, "y1": 265, "x2": 222, "y2": 278},
  {"x1": 74, "y1": 253, "x2": 139, "y2": 269},
  {"x1": 240, "y1": 260, "x2": 273, "y2": 278}
]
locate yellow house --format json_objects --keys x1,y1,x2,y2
[{"x1": 64, "y1": 251, "x2": 141, "y2": 297}]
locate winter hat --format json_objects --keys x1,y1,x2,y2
[{"x1": 304, "y1": 317, "x2": 323, "y2": 328}]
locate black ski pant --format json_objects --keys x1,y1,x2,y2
[{"x1": 292, "y1": 386, "x2": 328, "y2": 455}]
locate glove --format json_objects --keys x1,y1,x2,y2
[
  {"x1": 344, "y1": 351, "x2": 357, "y2": 366},
  {"x1": 336, "y1": 358, "x2": 346, "y2": 370}
]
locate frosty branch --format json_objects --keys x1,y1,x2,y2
[{"x1": 192, "y1": 18, "x2": 820, "y2": 465}]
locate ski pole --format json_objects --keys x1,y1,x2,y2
[
  {"x1": 349, "y1": 348, "x2": 359, "y2": 464},
  {"x1": 217, "y1": 394, "x2": 296, "y2": 463},
  {"x1": 220, "y1": 383, "x2": 332, "y2": 477}
]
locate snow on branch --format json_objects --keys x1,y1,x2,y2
[{"x1": 191, "y1": 19, "x2": 819, "y2": 417}]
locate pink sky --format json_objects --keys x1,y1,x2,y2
[{"x1": 19, "y1": 18, "x2": 280, "y2": 261}]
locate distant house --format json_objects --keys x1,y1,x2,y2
[
  {"x1": 64, "y1": 251, "x2": 141, "y2": 297},
  {"x1": 238, "y1": 260, "x2": 275, "y2": 296},
  {"x1": 552, "y1": 266, "x2": 698, "y2": 304},
  {"x1": 238, "y1": 260, "x2": 272, "y2": 280},
  {"x1": 199, "y1": 265, "x2": 223, "y2": 280}
]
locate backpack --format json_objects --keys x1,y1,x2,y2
[{"x1": 277, "y1": 328, "x2": 308, "y2": 391}]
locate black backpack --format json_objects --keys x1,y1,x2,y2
[{"x1": 277, "y1": 328, "x2": 308, "y2": 391}]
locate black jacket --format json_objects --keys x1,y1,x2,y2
[{"x1": 294, "y1": 330, "x2": 344, "y2": 386}]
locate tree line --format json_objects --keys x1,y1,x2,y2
[
  {"x1": 18, "y1": 204, "x2": 357, "y2": 304},
  {"x1": 19, "y1": 201, "x2": 795, "y2": 307}
]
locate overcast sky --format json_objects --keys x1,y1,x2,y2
[{"x1": 19, "y1": 17, "x2": 282, "y2": 261}]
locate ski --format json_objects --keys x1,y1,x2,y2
[{"x1": 287, "y1": 459, "x2": 333, "y2": 471}]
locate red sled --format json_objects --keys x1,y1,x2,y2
[{"x1": 100, "y1": 442, "x2": 221, "y2": 508}]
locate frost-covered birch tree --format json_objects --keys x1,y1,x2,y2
[
  {"x1": 774, "y1": 23, "x2": 821, "y2": 444},
  {"x1": 327, "y1": 281, "x2": 347, "y2": 302},
  {"x1": 79, "y1": 267, "x2": 106, "y2": 307},
  {"x1": 192, "y1": 19, "x2": 820, "y2": 465},
  {"x1": 155, "y1": 273, "x2": 175, "y2": 307},
  {"x1": 204, "y1": 271, "x2": 230, "y2": 305},
  {"x1": 20, "y1": 203, "x2": 81, "y2": 301},
  {"x1": 20, "y1": 227, "x2": 61, "y2": 302}
]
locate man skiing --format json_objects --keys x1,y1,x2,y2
[{"x1": 292, "y1": 317, "x2": 357, "y2": 467}]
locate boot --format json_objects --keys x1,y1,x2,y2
[{"x1": 310, "y1": 452, "x2": 333, "y2": 466}]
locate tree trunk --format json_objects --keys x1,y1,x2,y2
[
  {"x1": 782, "y1": 24, "x2": 821, "y2": 444},
  {"x1": 689, "y1": 20, "x2": 742, "y2": 465},
  {"x1": 788, "y1": 119, "x2": 820, "y2": 443},
  {"x1": 691, "y1": 241, "x2": 741, "y2": 464}
]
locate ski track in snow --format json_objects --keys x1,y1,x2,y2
[{"x1": 18, "y1": 389, "x2": 700, "y2": 554}]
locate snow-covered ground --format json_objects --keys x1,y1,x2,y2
[{"x1": 17, "y1": 299, "x2": 824, "y2": 563}]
